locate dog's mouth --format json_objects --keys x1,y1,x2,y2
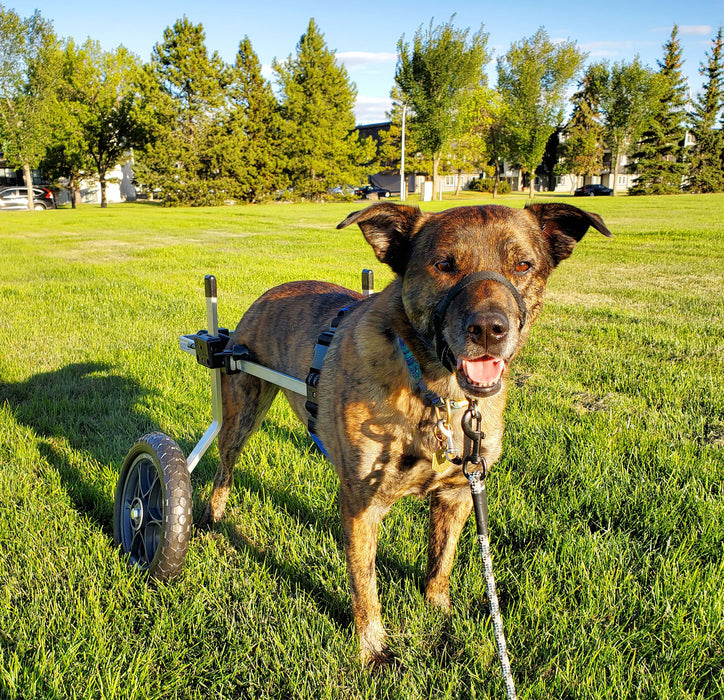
[{"x1": 455, "y1": 355, "x2": 506, "y2": 397}]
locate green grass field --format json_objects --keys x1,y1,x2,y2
[{"x1": 1, "y1": 193, "x2": 722, "y2": 699}]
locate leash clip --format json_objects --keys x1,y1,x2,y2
[{"x1": 462, "y1": 400, "x2": 487, "y2": 478}]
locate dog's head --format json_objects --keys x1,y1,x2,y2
[{"x1": 338, "y1": 202, "x2": 612, "y2": 399}]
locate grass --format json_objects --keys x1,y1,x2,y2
[{"x1": 0, "y1": 192, "x2": 722, "y2": 699}]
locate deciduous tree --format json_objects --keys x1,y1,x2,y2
[
  {"x1": 557, "y1": 63, "x2": 605, "y2": 191},
  {"x1": 497, "y1": 27, "x2": 586, "y2": 199},
  {"x1": 395, "y1": 17, "x2": 490, "y2": 199},
  {"x1": 0, "y1": 6, "x2": 59, "y2": 210},
  {"x1": 59, "y1": 39, "x2": 148, "y2": 207}
]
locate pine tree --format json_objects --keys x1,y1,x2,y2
[
  {"x1": 209, "y1": 37, "x2": 285, "y2": 202},
  {"x1": 629, "y1": 25, "x2": 689, "y2": 195},
  {"x1": 687, "y1": 27, "x2": 724, "y2": 193},
  {"x1": 137, "y1": 17, "x2": 229, "y2": 205},
  {"x1": 274, "y1": 19, "x2": 375, "y2": 199}
]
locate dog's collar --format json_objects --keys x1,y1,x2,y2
[{"x1": 396, "y1": 335, "x2": 467, "y2": 410}]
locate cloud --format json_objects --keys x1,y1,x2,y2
[
  {"x1": 337, "y1": 51, "x2": 397, "y2": 69},
  {"x1": 679, "y1": 25, "x2": 712, "y2": 36},
  {"x1": 580, "y1": 40, "x2": 640, "y2": 57},
  {"x1": 354, "y1": 96, "x2": 392, "y2": 125}
]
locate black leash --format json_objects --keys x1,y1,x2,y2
[{"x1": 462, "y1": 401, "x2": 518, "y2": 700}]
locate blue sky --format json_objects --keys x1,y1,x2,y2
[{"x1": 23, "y1": 0, "x2": 723, "y2": 123}]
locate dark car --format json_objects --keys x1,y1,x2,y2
[
  {"x1": 574, "y1": 183, "x2": 613, "y2": 197},
  {"x1": 0, "y1": 186, "x2": 56, "y2": 210},
  {"x1": 355, "y1": 184, "x2": 391, "y2": 200}
]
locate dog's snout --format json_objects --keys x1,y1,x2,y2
[{"x1": 465, "y1": 310, "x2": 509, "y2": 346}]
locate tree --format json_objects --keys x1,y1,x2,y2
[
  {"x1": 497, "y1": 27, "x2": 586, "y2": 199},
  {"x1": 274, "y1": 19, "x2": 374, "y2": 199},
  {"x1": 687, "y1": 27, "x2": 724, "y2": 193},
  {"x1": 629, "y1": 26, "x2": 689, "y2": 195},
  {"x1": 0, "y1": 6, "x2": 59, "y2": 211},
  {"x1": 557, "y1": 63, "x2": 605, "y2": 191},
  {"x1": 137, "y1": 16, "x2": 229, "y2": 205},
  {"x1": 59, "y1": 39, "x2": 148, "y2": 207},
  {"x1": 209, "y1": 36, "x2": 285, "y2": 202},
  {"x1": 596, "y1": 57, "x2": 658, "y2": 195},
  {"x1": 395, "y1": 17, "x2": 490, "y2": 199}
]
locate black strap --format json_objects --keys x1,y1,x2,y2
[
  {"x1": 305, "y1": 305, "x2": 354, "y2": 435},
  {"x1": 432, "y1": 271, "x2": 527, "y2": 372}
]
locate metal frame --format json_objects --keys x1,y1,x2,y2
[{"x1": 179, "y1": 271, "x2": 373, "y2": 473}]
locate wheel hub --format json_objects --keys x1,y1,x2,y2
[{"x1": 130, "y1": 497, "x2": 144, "y2": 531}]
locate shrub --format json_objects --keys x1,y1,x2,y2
[{"x1": 467, "y1": 177, "x2": 511, "y2": 194}]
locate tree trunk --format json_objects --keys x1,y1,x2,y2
[
  {"x1": 23, "y1": 164, "x2": 34, "y2": 211},
  {"x1": 454, "y1": 169, "x2": 462, "y2": 197},
  {"x1": 527, "y1": 171, "x2": 535, "y2": 200},
  {"x1": 100, "y1": 173, "x2": 107, "y2": 208},
  {"x1": 432, "y1": 154, "x2": 440, "y2": 200},
  {"x1": 611, "y1": 149, "x2": 619, "y2": 196}
]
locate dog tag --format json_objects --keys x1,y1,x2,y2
[{"x1": 432, "y1": 447, "x2": 450, "y2": 473}]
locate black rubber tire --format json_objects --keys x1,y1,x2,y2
[{"x1": 114, "y1": 432, "x2": 192, "y2": 581}]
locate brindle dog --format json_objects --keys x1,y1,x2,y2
[{"x1": 201, "y1": 202, "x2": 612, "y2": 666}]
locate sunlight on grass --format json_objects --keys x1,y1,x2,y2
[{"x1": 0, "y1": 194, "x2": 722, "y2": 699}]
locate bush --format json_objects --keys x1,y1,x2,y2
[{"x1": 467, "y1": 177, "x2": 511, "y2": 194}]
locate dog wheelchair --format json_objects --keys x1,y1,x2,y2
[{"x1": 113, "y1": 272, "x2": 374, "y2": 581}]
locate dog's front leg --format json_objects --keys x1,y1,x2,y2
[
  {"x1": 339, "y1": 491, "x2": 390, "y2": 667},
  {"x1": 425, "y1": 487, "x2": 473, "y2": 610}
]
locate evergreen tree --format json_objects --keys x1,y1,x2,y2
[
  {"x1": 209, "y1": 37, "x2": 285, "y2": 202},
  {"x1": 557, "y1": 63, "x2": 606, "y2": 190},
  {"x1": 395, "y1": 17, "x2": 490, "y2": 199},
  {"x1": 274, "y1": 19, "x2": 375, "y2": 199},
  {"x1": 137, "y1": 17, "x2": 229, "y2": 205},
  {"x1": 629, "y1": 25, "x2": 689, "y2": 195},
  {"x1": 687, "y1": 27, "x2": 724, "y2": 193}
]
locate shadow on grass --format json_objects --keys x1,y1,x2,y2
[
  {"x1": 0, "y1": 362, "x2": 158, "y2": 534},
  {"x1": 1, "y1": 362, "x2": 425, "y2": 635}
]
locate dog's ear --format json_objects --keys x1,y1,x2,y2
[
  {"x1": 526, "y1": 202, "x2": 613, "y2": 266},
  {"x1": 337, "y1": 203, "x2": 426, "y2": 275}
]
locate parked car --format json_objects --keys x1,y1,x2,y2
[
  {"x1": 355, "y1": 184, "x2": 391, "y2": 199},
  {"x1": 574, "y1": 183, "x2": 613, "y2": 197},
  {"x1": 0, "y1": 186, "x2": 56, "y2": 210}
]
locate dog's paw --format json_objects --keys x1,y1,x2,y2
[{"x1": 425, "y1": 587, "x2": 452, "y2": 613}]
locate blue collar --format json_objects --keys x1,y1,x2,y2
[{"x1": 396, "y1": 335, "x2": 467, "y2": 410}]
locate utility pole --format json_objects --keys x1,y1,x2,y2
[{"x1": 400, "y1": 104, "x2": 407, "y2": 201}]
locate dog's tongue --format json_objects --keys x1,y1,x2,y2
[{"x1": 459, "y1": 357, "x2": 505, "y2": 386}]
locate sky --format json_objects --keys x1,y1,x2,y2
[{"x1": 19, "y1": 0, "x2": 724, "y2": 123}]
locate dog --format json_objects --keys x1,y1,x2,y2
[{"x1": 201, "y1": 202, "x2": 612, "y2": 666}]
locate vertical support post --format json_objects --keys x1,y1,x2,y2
[
  {"x1": 186, "y1": 275, "x2": 224, "y2": 473},
  {"x1": 362, "y1": 269, "x2": 374, "y2": 296}
]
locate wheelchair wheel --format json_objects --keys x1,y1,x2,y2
[{"x1": 114, "y1": 432, "x2": 192, "y2": 581}]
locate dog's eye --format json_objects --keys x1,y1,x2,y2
[
  {"x1": 514, "y1": 261, "x2": 532, "y2": 274},
  {"x1": 435, "y1": 260, "x2": 454, "y2": 273}
]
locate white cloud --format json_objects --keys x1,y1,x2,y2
[
  {"x1": 580, "y1": 40, "x2": 639, "y2": 57},
  {"x1": 679, "y1": 25, "x2": 712, "y2": 36},
  {"x1": 354, "y1": 96, "x2": 392, "y2": 125},
  {"x1": 337, "y1": 51, "x2": 397, "y2": 69}
]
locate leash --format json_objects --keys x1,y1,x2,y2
[{"x1": 462, "y1": 401, "x2": 518, "y2": 700}]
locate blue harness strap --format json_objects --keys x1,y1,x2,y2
[{"x1": 396, "y1": 336, "x2": 467, "y2": 410}]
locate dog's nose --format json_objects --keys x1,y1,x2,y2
[{"x1": 465, "y1": 310, "x2": 509, "y2": 347}]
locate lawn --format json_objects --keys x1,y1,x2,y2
[{"x1": 0, "y1": 193, "x2": 722, "y2": 699}]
